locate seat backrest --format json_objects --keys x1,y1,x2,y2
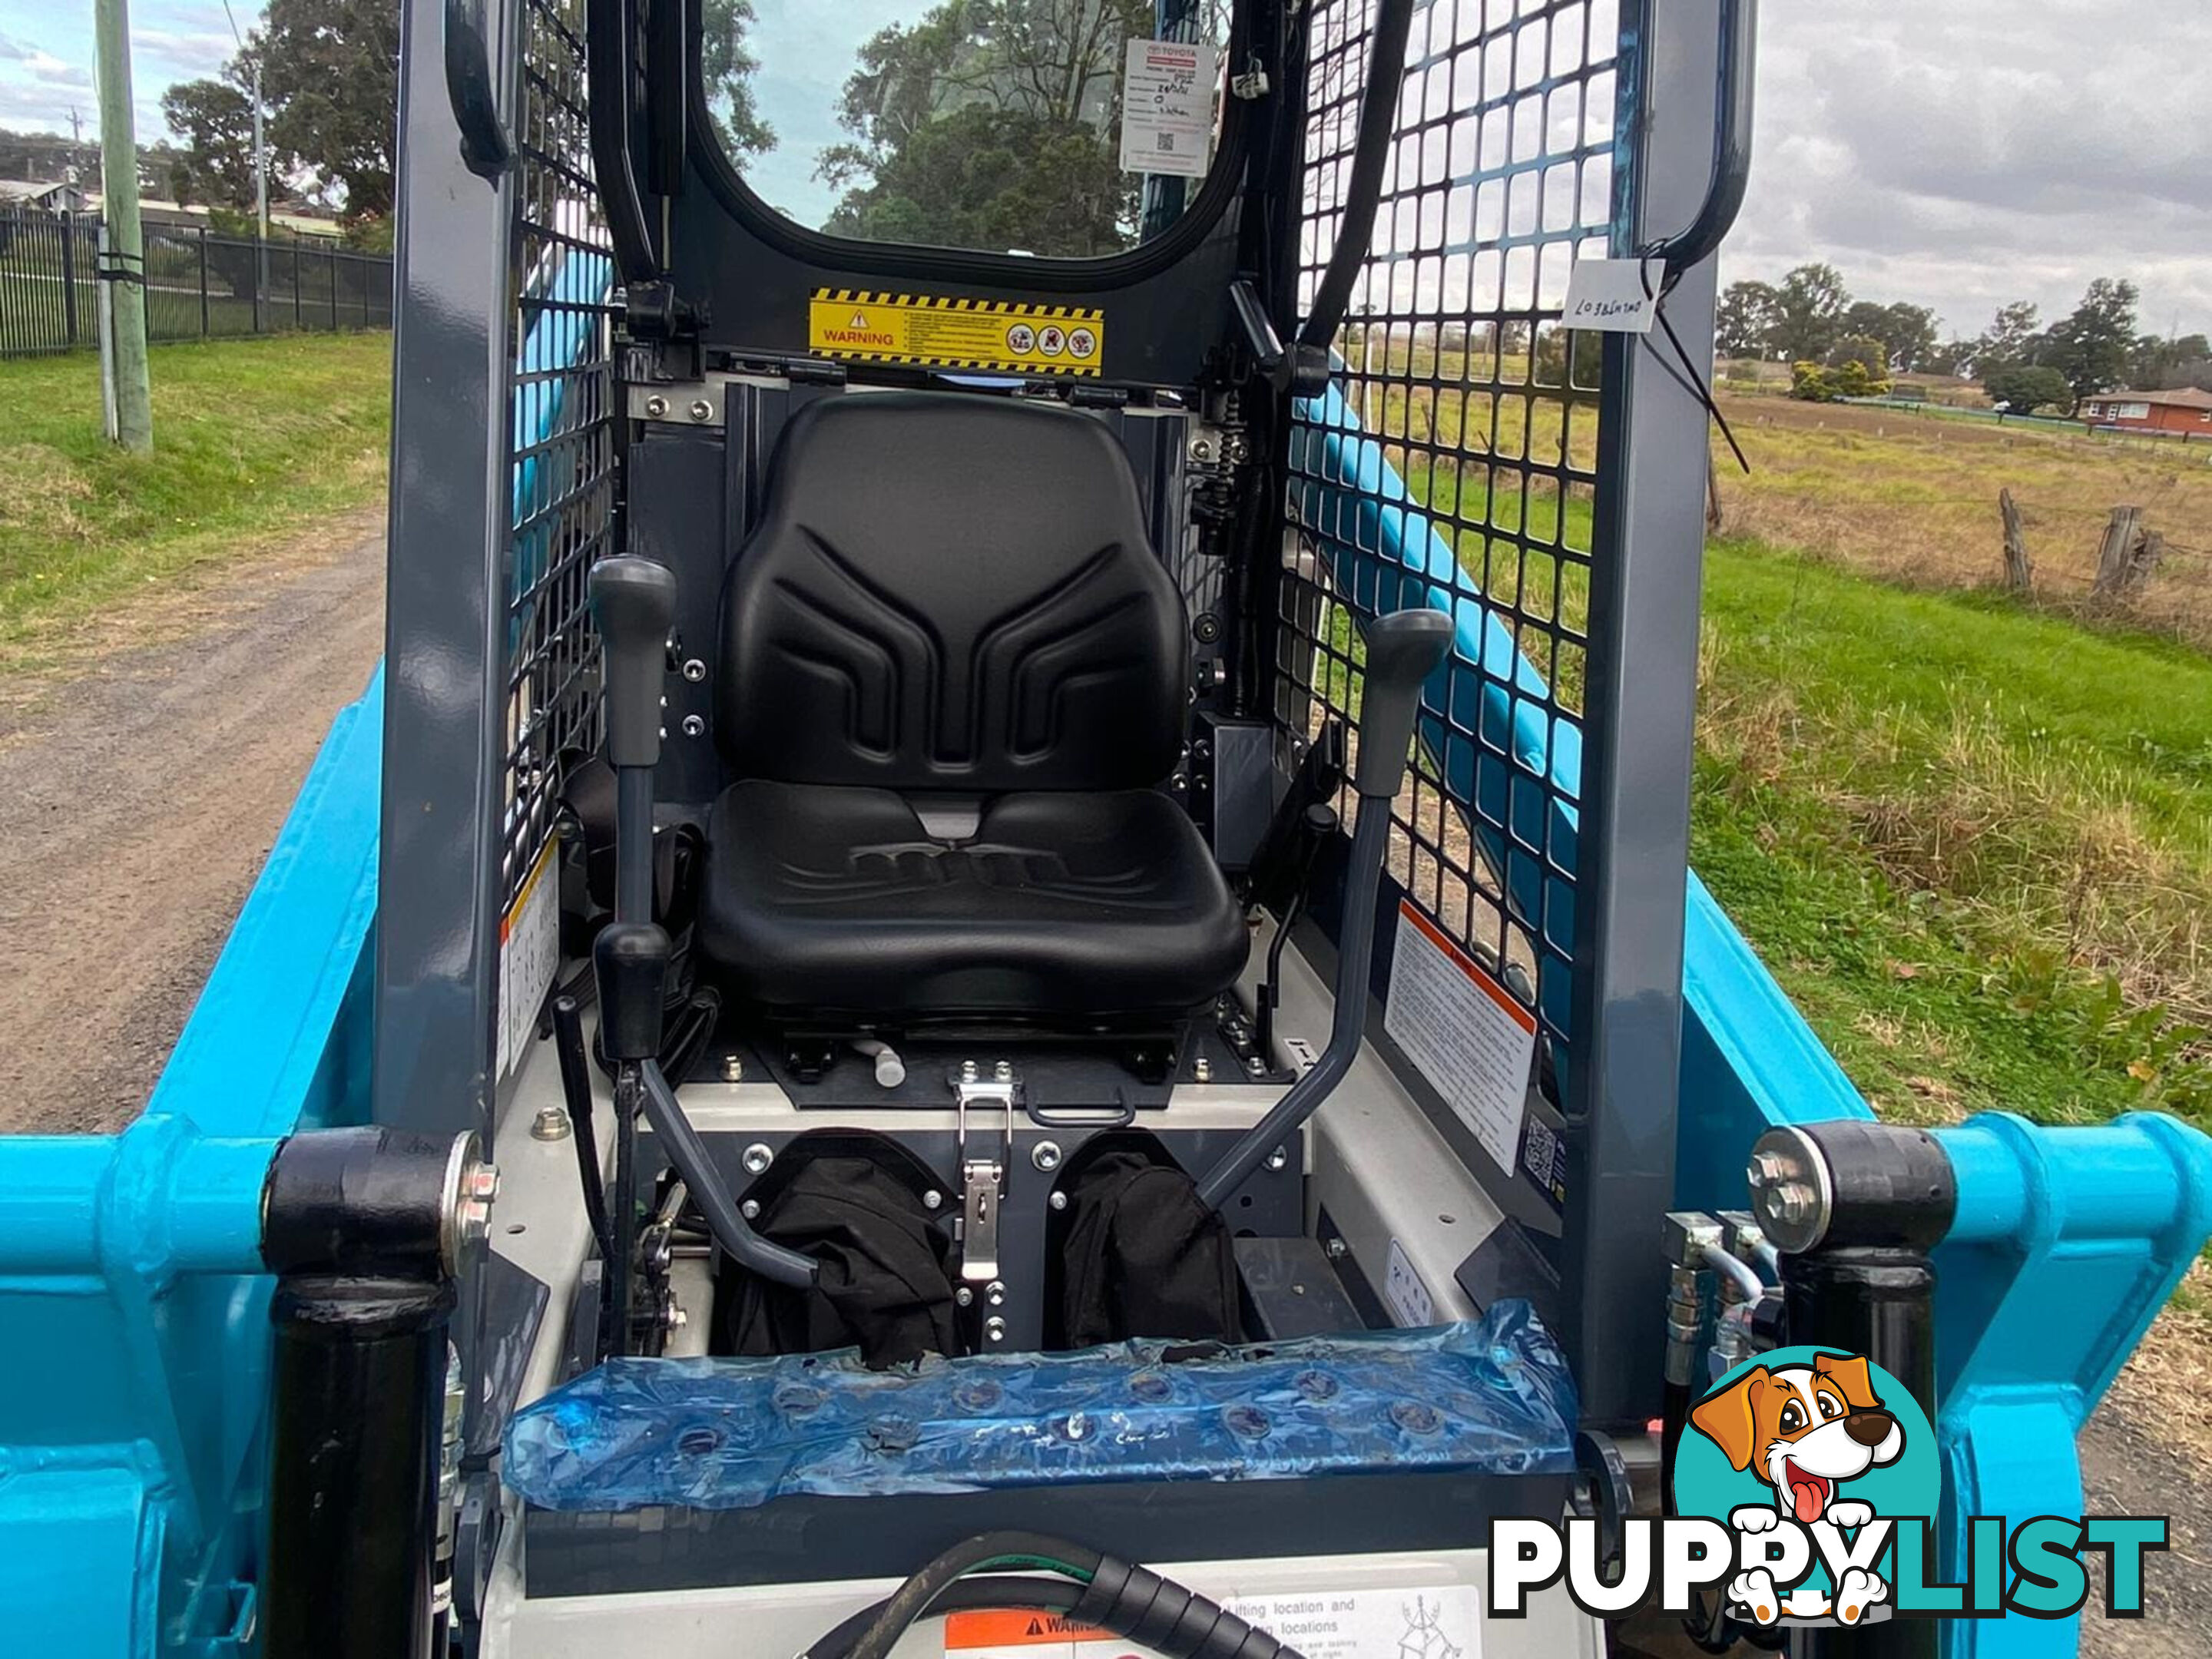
[{"x1": 717, "y1": 392, "x2": 1188, "y2": 793}]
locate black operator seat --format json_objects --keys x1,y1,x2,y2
[{"x1": 697, "y1": 391, "x2": 1250, "y2": 1023}]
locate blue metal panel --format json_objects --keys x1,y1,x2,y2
[
  {"x1": 0, "y1": 671, "x2": 382, "y2": 1657},
  {"x1": 1929, "y1": 1112, "x2": 2212, "y2": 1659}
]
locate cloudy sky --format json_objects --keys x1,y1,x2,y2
[{"x1": 3, "y1": 0, "x2": 2207, "y2": 343}]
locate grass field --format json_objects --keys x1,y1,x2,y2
[{"x1": 0, "y1": 331, "x2": 392, "y2": 675}]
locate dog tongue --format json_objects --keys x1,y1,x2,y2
[{"x1": 1792, "y1": 1479, "x2": 1825, "y2": 1523}]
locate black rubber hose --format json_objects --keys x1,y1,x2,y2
[
  {"x1": 1295, "y1": 0, "x2": 1417, "y2": 354},
  {"x1": 804, "y1": 1578, "x2": 1087, "y2": 1659},
  {"x1": 551, "y1": 995, "x2": 616, "y2": 1272},
  {"x1": 844, "y1": 1533, "x2": 1102, "y2": 1659}
]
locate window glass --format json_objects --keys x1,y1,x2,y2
[{"x1": 710, "y1": 1, "x2": 1237, "y2": 258}]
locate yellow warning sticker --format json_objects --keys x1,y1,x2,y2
[{"x1": 808, "y1": 289, "x2": 1104, "y2": 376}]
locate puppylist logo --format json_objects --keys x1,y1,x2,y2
[{"x1": 1491, "y1": 1346, "x2": 2170, "y2": 1627}]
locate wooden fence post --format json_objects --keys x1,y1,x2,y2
[
  {"x1": 2093, "y1": 505, "x2": 2145, "y2": 597},
  {"x1": 2123, "y1": 528, "x2": 2164, "y2": 595},
  {"x1": 1998, "y1": 488, "x2": 2032, "y2": 590}
]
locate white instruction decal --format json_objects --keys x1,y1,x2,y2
[
  {"x1": 1561, "y1": 256, "x2": 1665, "y2": 333},
  {"x1": 947, "y1": 1585, "x2": 1480, "y2": 1657},
  {"x1": 1120, "y1": 39, "x2": 1219, "y2": 178},
  {"x1": 1385, "y1": 1237, "x2": 1435, "y2": 1327},
  {"x1": 496, "y1": 837, "x2": 559, "y2": 1079},
  {"x1": 1383, "y1": 901, "x2": 1538, "y2": 1177}
]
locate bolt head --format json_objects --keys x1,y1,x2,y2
[
  {"x1": 1031, "y1": 1140, "x2": 1063, "y2": 1172},
  {"x1": 740, "y1": 1198, "x2": 761, "y2": 1220},
  {"x1": 1049, "y1": 1190, "x2": 1068, "y2": 1211},
  {"x1": 644, "y1": 395, "x2": 668, "y2": 419},
  {"x1": 688, "y1": 398, "x2": 714, "y2": 422},
  {"x1": 1266, "y1": 1145, "x2": 1289, "y2": 1172},
  {"x1": 741, "y1": 1142, "x2": 773, "y2": 1176},
  {"x1": 1770, "y1": 1182, "x2": 1817, "y2": 1226},
  {"x1": 531, "y1": 1105, "x2": 571, "y2": 1141},
  {"x1": 993, "y1": 1058, "x2": 1014, "y2": 1082},
  {"x1": 1748, "y1": 1149, "x2": 1788, "y2": 1188},
  {"x1": 986, "y1": 1280, "x2": 1006, "y2": 1306},
  {"x1": 681, "y1": 658, "x2": 707, "y2": 683},
  {"x1": 922, "y1": 1189, "x2": 943, "y2": 1210},
  {"x1": 955, "y1": 1286, "x2": 975, "y2": 1307},
  {"x1": 1193, "y1": 1057, "x2": 1213, "y2": 1083},
  {"x1": 984, "y1": 1316, "x2": 1007, "y2": 1343},
  {"x1": 669, "y1": 1306, "x2": 689, "y2": 1330},
  {"x1": 1246, "y1": 1055, "x2": 1269, "y2": 1077},
  {"x1": 466, "y1": 1164, "x2": 501, "y2": 1201},
  {"x1": 720, "y1": 1054, "x2": 744, "y2": 1084},
  {"x1": 960, "y1": 1059, "x2": 979, "y2": 1082},
  {"x1": 680, "y1": 714, "x2": 706, "y2": 738},
  {"x1": 1324, "y1": 1237, "x2": 1349, "y2": 1260}
]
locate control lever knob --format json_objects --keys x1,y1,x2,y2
[
  {"x1": 589, "y1": 556, "x2": 678, "y2": 770},
  {"x1": 1353, "y1": 607, "x2": 1452, "y2": 797}
]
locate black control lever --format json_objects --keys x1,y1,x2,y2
[
  {"x1": 1196, "y1": 608, "x2": 1452, "y2": 1210},
  {"x1": 587, "y1": 558, "x2": 817, "y2": 1292}
]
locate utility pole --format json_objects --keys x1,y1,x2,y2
[
  {"x1": 92, "y1": 0, "x2": 154, "y2": 452},
  {"x1": 253, "y1": 58, "x2": 269, "y2": 244}
]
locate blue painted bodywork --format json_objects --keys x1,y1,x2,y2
[
  {"x1": 0, "y1": 380, "x2": 2201, "y2": 1657},
  {"x1": 0, "y1": 672, "x2": 383, "y2": 1654}
]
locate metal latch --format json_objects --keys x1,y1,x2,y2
[{"x1": 952, "y1": 1062, "x2": 1018, "y2": 1283}]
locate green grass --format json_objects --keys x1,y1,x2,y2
[
  {"x1": 1692, "y1": 539, "x2": 2212, "y2": 1131},
  {"x1": 0, "y1": 332, "x2": 391, "y2": 673}
]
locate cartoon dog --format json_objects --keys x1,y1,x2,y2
[{"x1": 1687, "y1": 1351, "x2": 1905, "y2": 1626}]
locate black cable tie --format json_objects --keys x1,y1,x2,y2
[{"x1": 1634, "y1": 256, "x2": 1750, "y2": 475}]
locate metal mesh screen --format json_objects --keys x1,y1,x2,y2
[
  {"x1": 501, "y1": 0, "x2": 618, "y2": 904},
  {"x1": 1281, "y1": 0, "x2": 1618, "y2": 1051}
]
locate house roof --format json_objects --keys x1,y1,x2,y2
[{"x1": 2098, "y1": 386, "x2": 2212, "y2": 409}]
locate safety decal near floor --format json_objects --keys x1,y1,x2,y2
[{"x1": 808, "y1": 290, "x2": 1105, "y2": 376}]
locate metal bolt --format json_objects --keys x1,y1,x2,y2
[
  {"x1": 669, "y1": 1306, "x2": 689, "y2": 1330},
  {"x1": 681, "y1": 658, "x2": 707, "y2": 683},
  {"x1": 986, "y1": 1281, "x2": 1007, "y2": 1307},
  {"x1": 985, "y1": 1316, "x2": 1007, "y2": 1343},
  {"x1": 1031, "y1": 1140, "x2": 1062, "y2": 1173},
  {"x1": 1049, "y1": 1190, "x2": 1068, "y2": 1211},
  {"x1": 1245, "y1": 1055, "x2": 1268, "y2": 1078},
  {"x1": 721, "y1": 1054, "x2": 744, "y2": 1084},
  {"x1": 1266, "y1": 1145, "x2": 1289, "y2": 1172},
  {"x1": 922, "y1": 1189, "x2": 943, "y2": 1210},
  {"x1": 680, "y1": 714, "x2": 705, "y2": 738},
  {"x1": 955, "y1": 1286, "x2": 975, "y2": 1307},
  {"x1": 993, "y1": 1058, "x2": 1014, "y2": 1082},
  {"x1": 466, "y1": 1164, "x2": 501, "y2": 1201},
  {"x1": 740, "y1": 1198, "x2": 761, "y2": 1220},
  {"x1": 1747, "y1": 1149, "x2": 1788, "y2": 1188},
  {"x1": 1193, "y1": 1056, "x2": 1213, "y2": 1084},
  {"x1": 1324, "y1": 1237, "x2": 1349, "y2": 1260},
  {"x1": 960, "y1": 1058, "x2": 979, "y2": 1083},
  {"x1": 531, "y1": 1105, "x2": 571, "y2": 1141},
  {"x1": 741, "y1": 1142, "x2": 773, "y2": 1176},
  {"x1": 644, "y1": 394, "x2": 668, "y2": 419},
  {"x1": 1768, "y1": 1182, "x2": 1817, "y2": 1227},
  {"x1": 455, "y1": 1161, "x2": 499, "y2": 1247},
  {"x1": 688, "y1": 398, "x2": 714, "y2": 423},
  {"x1": 1189, "y1": 435, "x2": 1216, "y2": 464}
]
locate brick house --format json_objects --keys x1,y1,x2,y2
[{"x1": 2079, "y1": 386, "x2": 2212, "y2": 435}]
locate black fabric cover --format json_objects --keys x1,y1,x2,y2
[
  {"x1": 1058, "y1": 1151, "x2": 1243, "y2": 1349},
  {"x1": 697, "y1": 780, "x2": 1249, "y2": 1018},
  {"x1": 715, "y1": 391, "x2": 1187, "y2": 794},
  {"x1": 717, "y1": 1157, "x2": 962, "y2": 1368}
]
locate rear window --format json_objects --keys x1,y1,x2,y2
[{"x1": 708, "y1": 0, "x2": 1237, "y2": 260}]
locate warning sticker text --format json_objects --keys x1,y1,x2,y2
[{"x1": 1382, "y1": 900, "x2": 1538, "y2": 1177}]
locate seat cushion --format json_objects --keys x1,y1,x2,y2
[{"x1": 697, "y1": 780, "x2": 1250, "y2": 1021}]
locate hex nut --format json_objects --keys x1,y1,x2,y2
[{"x1": 531, "y1": 1105, "x2": 571, "y2": 1141}]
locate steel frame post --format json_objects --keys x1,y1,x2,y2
[
  {"x1": 1562, "y1": 0, "x2": 1728, "y2": 1427},
  {"x1": 376, "y1": 0, "x2": 520, "y2": 1141}
]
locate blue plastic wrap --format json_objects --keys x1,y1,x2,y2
[{"x1": 505, "y1": 1303, "x2": 1575, "y2": 1512}]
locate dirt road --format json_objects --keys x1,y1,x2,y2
[
  {"x1": 0, "y1": 508, "x2": 2196, "y2": 1647},
  {"x1": 0, "y1": 510, "x2": 384, "y2": 1133}
]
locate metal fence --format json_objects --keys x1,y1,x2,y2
[{"x1": 0, "y1": 210, "x2": 393, "y2": 357}]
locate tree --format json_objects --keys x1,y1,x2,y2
[
  {"x1": 1922, "y1": 338, "x2": 1973, "y2": 377},
  {"x1": 257, "y1": 0, "x2": 400, "y2": 222},
  {"x1": 1983, "y1": 364, "x2": 2072, "y2": 416},
  {"x1": 1824, "y1": 333, "x2": 1889, "y2": 376},
  {"x1": 2130, "y1": 331, "x2": 2212, "y2": 390},
  {"x1": 1974, "y1": 301, "x2": 2043, "y2": 378},
  {"x1": 161, "y1": 74, "x2": 258, "y2": 212},
  {"x1": 1789, "y1": 360, "x2": 1839, "y2": 402},
  {"x1": 1770, "y1": 263, "x2": 1850, "y2": 363},
  {"x1": 2040, "y1": 278, "x2": 2139, "y2": 410},
  {"x1": 701, "y1": 0, "x2": 776, "y2": 158},
  {"x1": 1875, "y1": 303, "x2": 1938, "y2": 373},
  {"x1": 1717, "y1": 280, "x2": 1780, "y2": 359},
  {"x1": 820, "y1": 0, "x2": 1159, "y2": 256}
]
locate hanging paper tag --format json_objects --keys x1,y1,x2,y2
[{"x1": 1561, "y1": 257, "x2": 1665, "y2": 333}]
